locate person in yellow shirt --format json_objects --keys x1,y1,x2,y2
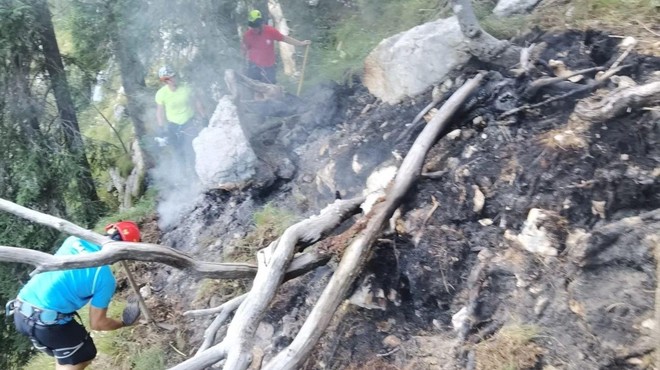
[{"x1": 155, "y1": 65, "x2": 205, "y2": 172}]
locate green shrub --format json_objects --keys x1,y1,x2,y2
[
  {"x1": 225, "y1": 203, "x2": 296, "y2": 262},
  {"x1": 132, "y1": 346, "x2": 166, "y2": 370},
  {"x1": 94, "y1": 189, "x2": 157, "y2": 231}
]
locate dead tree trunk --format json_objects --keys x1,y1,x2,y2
[
  {"x1": 268, "y1": 0, "x2": 297, "y2": 77},
  {"x1": 451, "y1": 0, "x2": 519, "y2": 66}
]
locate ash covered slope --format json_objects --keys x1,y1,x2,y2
[{"x1": 151, "y1": 29, "x2": 659, "y2": 370}]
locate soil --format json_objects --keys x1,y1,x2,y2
[{"x1": 123, "y1": 28, "x2": 660, "y2": 370}]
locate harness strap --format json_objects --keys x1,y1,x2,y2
[
  {"x1": 15, "y1": 300, "x2": 74, "y2": 325},
  {"x1": 22, "y1": 306, "x2": 88, "y2": 358}
]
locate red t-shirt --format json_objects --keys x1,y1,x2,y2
[{"x1": 243, "y1": 25, "x2": 284, "y2": 67}]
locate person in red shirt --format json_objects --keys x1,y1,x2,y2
[{"x1": 242, "y1": 9, "x2": 311, "y2": 84}]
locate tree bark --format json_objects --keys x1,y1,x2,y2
[{"x1": 32, "y1": 0, "x2": 101, "y2": 219}]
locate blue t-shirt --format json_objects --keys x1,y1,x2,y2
[{"x1": 18, "y1": 236, "x2": 116, "y2": 313}]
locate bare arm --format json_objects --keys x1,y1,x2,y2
[
  {"x1": 89, "y1": 305, "x2": 124, "y2": 331},
  {"x1": 282, "y1": 35, "x2": 311, "y2": 47}
]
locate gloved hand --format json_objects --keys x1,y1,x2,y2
[
  {"x1": 154, "y1": 136, "x2": 168, "y2": 147},
  {"x1": 121, "y1": 296, "x2": 141, "y2": 326}
]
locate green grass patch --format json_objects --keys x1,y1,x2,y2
[
  {"x1": 131, "y1": 346, "x2": 166, "y2": 370},
  {"x1": 225, "y1": 203, "x2": 297, "y2": 262},
  {"x1": 193, "y1": 278, "x2": 249, "y2": 307},
  {"x1": 533, "y1": 0, "x2": 659, "y2": 40},
  {"x1": 94, "y1": 189, "x2": 157, "y2": 232},
  {"x1": 474, "y1": 324, "x2": 543, "y2": 370},
  {"x1": 302, "y1": 0, "x2": 445, "y2": 85}
]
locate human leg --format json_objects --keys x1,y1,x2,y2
[
  {"x1": 33, "y1": 319, "x2": 97, "y2": 368},
  {"x1": 246, "y1": 62, "x2": 266, "y2": 82},
  {"x1": 262, "y1": 65, "x2": 277, "y2": 84}
]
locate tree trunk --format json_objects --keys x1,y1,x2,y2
[
  {"x1": 268, "y1": 0, "x2": 297, "y2": 77},
  {"x1": 451, "y1": 0, "x2": 519, "y2": 65},
  {"x1": 32, "y1": 0, "x2": 101, "y2": 220},
  {"x1": 108, "y1": 0, "x2": 150, "y2": 195}
]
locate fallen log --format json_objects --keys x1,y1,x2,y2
[
  {"x1": 169, "y1": 197, "x2": 365, "y2": 370},
  {"x1": 499, "y1": 65, "x2": 631, "y2": 118},
  {"x1": 575, "y1": 80, "x2": 660, "y2": 122},
  {"x1": 263, "y1": 72, "x2": 486, "y2": 370}
]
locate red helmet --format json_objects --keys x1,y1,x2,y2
[{"x1": 105, "y1": 221, "x2": 141, "y2": 242}]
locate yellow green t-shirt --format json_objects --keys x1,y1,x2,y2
[{"x1": 155, "y1": 84, "x2": 195, "y2": 125}]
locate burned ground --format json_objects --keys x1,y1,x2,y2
[{"x1": 123, "y1": 29, "x2": 659, "y2": 370}]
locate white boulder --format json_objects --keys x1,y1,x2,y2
[
  {"x1": 363, "y1": 16, "x2": 470, "y2": 105},
  {"x1": 193, "y1": 96, "x2": 257, "y2": 189}
]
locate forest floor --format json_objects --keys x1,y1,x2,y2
[{"x1": 113, "y1": 12, "x2": 660, "y2": 370}]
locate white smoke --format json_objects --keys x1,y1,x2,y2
[{"x1": 148, "y1": 140, "x2": 204, "y2": 230}]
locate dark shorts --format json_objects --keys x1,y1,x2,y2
[
  {"x1": 247, "y1": 62, "x2": 277, "y2": 84},
  {"x1": 14, "y1": 311, "x2": 97, "y2": 365}
]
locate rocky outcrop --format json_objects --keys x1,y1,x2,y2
[
  {"x1": 363, "y1": 16, "x2": 470, "y2": 105},
  {"x1": 193, "y1": 96, "x2": 258, "y2": 190}
]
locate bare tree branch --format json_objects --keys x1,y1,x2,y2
[
  {"x1": 169, "y1": 197, "x2": 365, "y2": 370},
  {"x1": 0, "y1": 198, "x2": 331, "y2": 280},
  {"x1": 575, "y1": 80, "x2": 660, "y2": 122},
  {"x1": 194, "y1": 294, "x2": 247, "y2": 354}
]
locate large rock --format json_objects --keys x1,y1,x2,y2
[
  {"x1": 363, "y1": 16, "x2": 470, "y2": 105},
  {"x1": 193, "y1": 96, "x2": 257, "y2": 189},
  {"x1": 493, "y1": 0, "x2": 541, "y2": 17}
]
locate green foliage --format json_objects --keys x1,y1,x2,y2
[
  {"x1": 253, "y1": 202, "x2": 297, "y2": 233},
  {"x1": 62, "y1": 0, "x2": 114, "y2": 74},
  {"x1": 531, "y1": 0, "x2": 658, "y2": 37},
  {"x1": 225, "y1": 203, "x2": 296, "y2": 262},
  {"x1": 94, "y1": 188, "x2": 157, "y2": 231},
  {"x1": 291, "y1": 0, "x2": 445, "y2": 85},
  {"x1": 131, "y1": 346, "x2": 166, "y2": 370},
  {"x1": 481, "y1": 14, "x2": 530, "y2": 39}
]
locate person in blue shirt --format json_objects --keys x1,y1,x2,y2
[{"x1": 11, "y1": 221, "x2": 142, "y2": 370}]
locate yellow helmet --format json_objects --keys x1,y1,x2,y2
[{"x1": 248, "y1": 10, "x2": 262, "y2": 22}]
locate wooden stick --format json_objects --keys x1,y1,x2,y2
[
  {"x1": 120, "y1": 260, "x2": 154, "y2": 323},
  {"x1": 296, "y1": 44, "x2": 310, "y2": 96},
  {"x1": 500, "y1": 65, "x2": 630, "y2": 118},
  {"x1": 522, "y1": 66, "x2": 605, "y2": 98},
  {"x1": 194, "y1": 294, "x2": 247, "y2": 354}
]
